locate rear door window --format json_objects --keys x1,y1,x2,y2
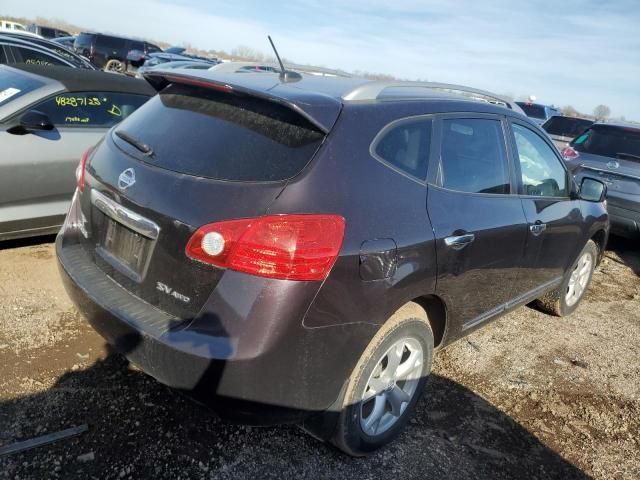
[
  {"x1": 438, "y1": 118, "x2": 511, "y2": 194},
  {"x1": 10, "y1": 46, "x2": 69, "y2": 66},
  {"x1": 372, "y1": 117, "x2": 431, "y2": 180},
  {"x1": 512, "y1": 123, "x2": 568, "y2": 197},
  {"x1": 34, "y1": 92, "x2": 149, "y2": 127},
  {"x1": 112, "y1": 83, "x2": 326, "y2": 181}
]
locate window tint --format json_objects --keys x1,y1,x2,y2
[
  {"x1": 74, "y1": 33, "x2": 94, "y2": 49},
  {"x1": 571, "y1": 125, "x2": 640, "y2": 161},
  {"x1": 373, "y1": 118, "x2": 431, "y2": 179},
  {"x1": 439, "y1": 118, "x2": 510, "y2": 194},
  {"x1": 512, "y1": 123, "x2": 567, "y2": 197},
  {"x1": 40, "y1": 27, "x2": 55, "y2": 38},
  {"x1": 34, "y1": 92, "x2": 149, "y2": 127},
  {"x1": 0, "y1": 68, "x2": 45, "y2": 107},
  {"x1": 96, "y1": 35, "x2": 126, "y2": 51},
  {"x1": 12, "y1": 46, "x2": 68, "y2": 66},
  {"x1": 129, "y1": 41, "x2": 144, "y2": 52},
  {"x1": 516, "y1": 102, "x2": 546, "y2": 119},
  {"x1": 543, "y1": 116, "x2": 593, "y2": 138},
  {"x1": 113, "y1": 84, "x2": 325, "y2": 181}
]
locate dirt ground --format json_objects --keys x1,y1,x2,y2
[{"x1": 0, "y1": 235, "x2": 638, "y2": 479}]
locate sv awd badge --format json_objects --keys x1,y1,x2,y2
[{"x1": 156, "y1": 282, "x2": 191, "y2": 303}]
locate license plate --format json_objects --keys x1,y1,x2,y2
[{"x1": 101, "y1": 216, "x2": 153, "y2": 277}]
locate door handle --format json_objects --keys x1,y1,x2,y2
[
  {"x1": 444, "y1": 233, "x2": 475, "y2": 250},
  {"x1": 529, "y1": 222, "x2": 547, "y2": 236}
]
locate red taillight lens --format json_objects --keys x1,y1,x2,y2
[
  {"x1": 186, "y1": 215, "x2": 346, "y2": 281},
  {"x1": 75, "y1": 146, "x2": 95, "y2": 192},
  {"x1": 561, "y1": 146, "x2": 579, "y2": 161}
]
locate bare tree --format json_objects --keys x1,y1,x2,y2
[
  {"x1": 562, "y1": 105, "x2": 578, "y2": 117},
  {"x1": 593, "y1": 104, "x2": 611, "y2": 121}
]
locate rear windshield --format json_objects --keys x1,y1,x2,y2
[
  {"x1": 543, "y1": 116, "x2": 593, "y2": 138},
  {"x1": 516, "y1": 102, "x2": 546, "y2": 119},
  {"x1": 113, "y1": 83, "x2": 326, "y2": 181},
  {"x1": 572, "y1": 125, "x2": 640, "y2": 161}
]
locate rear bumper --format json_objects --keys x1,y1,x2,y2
[{"x1": 56, "y1": 227, "x2": 371, "y2": 424}]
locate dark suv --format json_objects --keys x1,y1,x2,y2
[
  {"x1": 73, "y1": 32, "x2": 162, "y2": 72},
  {"x1": 563, "y1": 122, "x2": 640, "y2": 239},
  {"x1": 56, "y1": 72, "x2": 609, "y2": 455}
]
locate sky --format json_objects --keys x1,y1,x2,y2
[{"x1": 4, "y1": 0, "x2": 639, "y2": 119}]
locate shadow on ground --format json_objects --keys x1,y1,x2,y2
[
  {"x1": 606, "y1": 235, "x2": 639, "y2": 277},
  {"x1": 0, "y1": 344, "x2": 587, "y2": 480},
  {"x1": 0, "y1": 234, "x2": 57, "y2": 251}
]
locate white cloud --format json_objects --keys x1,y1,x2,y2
[{"x1": 4, "y1": 0, "x2": 639, "y2": 118}]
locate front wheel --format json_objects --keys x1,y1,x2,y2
[
  {"x1": 331, "y1": 303, "x2": 434, "y2": 456},
  {"x1": 535, "y1": 239, "x2": 598, "y2": 316}
]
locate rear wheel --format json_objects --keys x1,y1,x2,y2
[
  {"x1": 535, "y1": 239, "x2": 598, "y2": 316},
  {"x1": 104, "y1": 59, "x2": 125, "y2": 73},
  {"x1": 331, "y1": 303, "x2": 434, "y2": 456}
]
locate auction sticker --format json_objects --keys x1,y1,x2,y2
[{"x1": 0, "y1": 87, "x2": 20, "y2": 104}]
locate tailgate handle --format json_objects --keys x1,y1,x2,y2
[
  {"x1": 444, "y1": 233, "x2": 475, "y2": 250},
  {"x1": 91, "y1": 190, "x2": 160, "y2": 240}
]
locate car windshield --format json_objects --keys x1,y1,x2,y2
[
  {"x1": 543, "y1": 116, "x2": 593, "y2": 138},
  {"x1": 113, "y1": 83, "x2": 325, "y2": 181},
  {"x1": 0, "y1": 68, "x2": 45, "y2": 108},
  {"x1": 572, "y1": 125, "x2": 640, "y2": 162},
  {"x1": 517, "y1": 102, "x2": 546, "y2": 119}
]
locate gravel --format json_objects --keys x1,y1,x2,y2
[{"x1": 0, "y1": 236, "x2": 638, "y2": 479}]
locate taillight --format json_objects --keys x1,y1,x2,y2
[
  {"x1": 186, "y1": 214, "x2": 346, "y2": 281},
  {"x1": 561, "y1": 146, "x2": 579, "y2": 161},
  {"x1": 75, "y1": 146, "x2": 95, "y2": 192}
]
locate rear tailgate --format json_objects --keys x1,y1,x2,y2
[{"x1": 77, "y1": 75, "x2": 336, "y2": 319}]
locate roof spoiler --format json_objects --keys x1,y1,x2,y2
[{"x1": 142, "y1": 71, "x2": 337, "y2": 133}]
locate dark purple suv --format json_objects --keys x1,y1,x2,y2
[{"x1": 56, "y1": 71, "x2": 609, "y2": 455}]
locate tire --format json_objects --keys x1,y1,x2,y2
[
  {"x1": 330, "y1": 302, "x2": 434, "y2": 456},
  {"x1": 535, "y1": 239, "x2": 598, "y2": 317},
  {"x1": 104, "y1": 59, "x2": 125, "y2": 73}
]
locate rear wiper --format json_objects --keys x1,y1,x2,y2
[
  {"x1": 616, "y1": 152, "x2": 640, "y2": 162},
  {"x1": 115, "y1": 130, "x2": 153, "y2": 156}
]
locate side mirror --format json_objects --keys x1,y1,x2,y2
[
  {"x1": 20, "y1": 110, "x2": 54, "y2": 132},
  {"x1": 579, "y1": 177, "x2": 607, "y2": 203}
]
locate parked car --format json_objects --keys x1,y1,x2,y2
[
  {"x1": 0, "y1": 64, "x2": 154, "y2": 241},
  {"x1": 542, "y1": 115, "x2": 594, "y2": 149},
  {"x1": 73, "y1": 32, "x2": 162, "y2": 72},
  {"x1": 53, "y1": 35, "x2": 77, "y2": 49},
  {"x1": 142, "y1": 51, "x2": 217, "y2": 69},
  {"x1": 56, "y1": 72, "x2": 608, "y2": 456},
  {"x1": 0, "y1": 33, "x2": 95, "y2": 70},
  {"x1": 515, "y1": 101, "x2": 560, "y2": 124},
  {"x1": 208, "y1": 61, "x2": 281, "y2": 73},
  {"x1": 27, "y1": 24, "x2": 71, "y2": 39},
  {"x1": 0, "y1": 20, "x2": 27, "y2": 32},
  {"x1": 563, "y1": 122, "x2": 640, "y2": 239},
  {"x1": 137, "y1": 60, "x2": 213, "y2": 75}
]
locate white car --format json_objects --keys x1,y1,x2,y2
[{"x1": 0, "y1": 20, "x2": 41, "y2": 37}]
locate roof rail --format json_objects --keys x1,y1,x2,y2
[{"x1": 342, "y1": 81, "x2": 521, "y2": 112}]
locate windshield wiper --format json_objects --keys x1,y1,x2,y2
[{"x1": 115, "y1": 130, "x2": 153, "y2": 156}]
